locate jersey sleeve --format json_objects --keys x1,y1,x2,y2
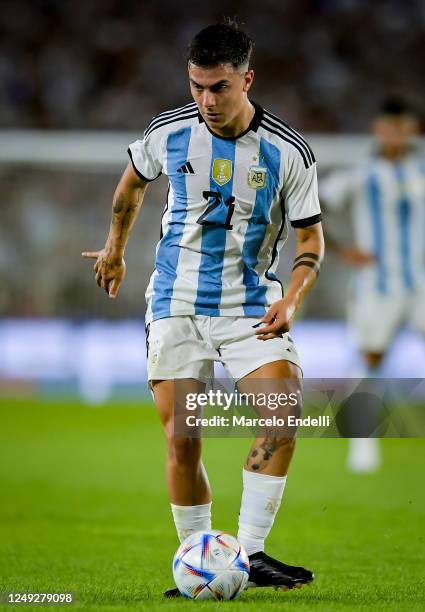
[
  {"x1": 127, "y1": 132, "x2": 162, "y2": 182},
  {"x1": 319, "y1": 170, "x2": 355, "y2": 211},
  {"x1": 282, "y1": 152, "x2": 322, "y2": 228}
]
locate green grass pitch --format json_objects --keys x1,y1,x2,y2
[{"x1": 0, "y1": 398, "x2": 424, "y2": 611}]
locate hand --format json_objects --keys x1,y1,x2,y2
[
  {"x1": 82, "y1": 248, "x2": 126, "y2": 299},
  {"x1": 339, "y1": 247, "x2": 375, "y2": 267},
  {"x1": 255, "y1": 297, "x2": 297, "y2": 341}
]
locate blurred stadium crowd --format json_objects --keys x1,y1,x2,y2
[
  {"x1": 1, "y1": 0, "x2": 424, "y2": 319},
  {"x1": 2, "y1": 0, "x2": 425, "y2": 131},
  {"x1": 0, "y1": 167, "x2": 168, "y2": 318}
]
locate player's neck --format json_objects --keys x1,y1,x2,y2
[{"x1": 213, "y1": 100, "x2": 255, "y2": 138}]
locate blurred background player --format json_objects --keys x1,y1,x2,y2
[{"x1": 320, "y1": 97, "x2": 425, "y2": 472}]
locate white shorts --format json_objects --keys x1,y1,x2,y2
[
  {"x1": 349, "y1": 289, "x2": 425, "y2": 353},
  {"x1": 146, "y1": 315, "x2": 301, "y2": 382}
]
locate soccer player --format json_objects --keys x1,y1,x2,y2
[
  {"x1": 83, "y1": 22, "x2": 324, "y2": 595},
  {"x1": 320, "y1": 98, "x2": 425, "y2": 472}
]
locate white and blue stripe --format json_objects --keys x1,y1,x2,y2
[
  {"x1": 195, "y1": 137, "x2": 237, "y2": 315},
  {"x1": 150, "y1": 127, "x2": 192, "y2": 318},
  {"x1": 394, "y1": 164, "x2": 414, "y2": 290},
  {"x1": 242, "y1": 138, "x2": 281, "y2": 315},
  {"x1": 367, "y1": 171, "x2": 387, "y2": 293}
]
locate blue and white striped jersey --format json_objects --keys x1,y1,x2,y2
[
  {"x1": 320, "y1": 153, "x2": 425, "y2": 295},
  {"x1": 128, "y1": 101, "x2": 321, "y2": 323}
]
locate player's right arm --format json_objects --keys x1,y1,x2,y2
[
  {"x1": 82, "y1": 162, "x2": 149, "y2": 298},
  {"x1": 322, "y1": 232, "x2": 375, "y2": 266},
  {"x1": 320, "y1": 169, "x2": 375, "y2": 266}
]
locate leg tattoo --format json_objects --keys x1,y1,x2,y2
[{"x1": 246, "y1": 436, "x2": 291, "y2": 471}]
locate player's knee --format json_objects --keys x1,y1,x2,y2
[
  {"x1": 290, "y1": 394, "x2": 302, "y2": 420},
  {"x1": 170, "y1": 437, "x2": 201, "y2": 466},
  {"x1": 166, "y1": 430, "x2": 201, "y2": 466},
  {"x1": 276, "y1": 390, "x2": 302, "y2": 422}
]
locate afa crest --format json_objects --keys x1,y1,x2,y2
[
  {"x1": 248, "y1": 166, "x2": 268, "y2": 189},
  {"x1": 212, "y1": 158, "x2": 232, "y2": 186}
]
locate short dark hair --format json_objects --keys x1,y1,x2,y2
[
  {"x1": 187, "y1": 20, "x2": 253, "y2": 69},
  {"x1": 379, "y1": 96, "x2": 416, "y2": 117}
]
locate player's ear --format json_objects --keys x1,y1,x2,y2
[{"x1": 243, "y1": 69, "x2": 254, "y2": 92}]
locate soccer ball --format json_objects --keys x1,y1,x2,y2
[{"x1": 172, "y1": 530, "x2": 250, "y2": 600}]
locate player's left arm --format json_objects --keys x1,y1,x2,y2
[{"x1": 256, "y1": 222, "x2": 324, "y2": 340}]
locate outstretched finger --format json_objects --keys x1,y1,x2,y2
[
  {"x1": 82, "y1": 251, "x2": 100, "y2": 259},
  {"x1": 108, "y1": 278, "x2": 121, "y2": 299}
]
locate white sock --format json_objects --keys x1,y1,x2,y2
[
  {"x1": 237, "y1": 469, "x2": 287, "y2": 556},
  {"x1": 171, "y1": 502, "x2": 212, "y2": 543},
  {"x1": 347, "y1": 362, "x2": 381, "y2": 472},
  {"x1": 348, "y1": 437, "x2": 381, "y2": 472}
]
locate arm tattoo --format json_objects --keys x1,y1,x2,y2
[
  {"x1": 292, "y1": 260, "x2": 320, "y2": 274},
  {"x1": 293, "y1": 252, "x2": 321, "y2": 263},
  {"x1": 112, "y1": 193, "x2": 125, "y2": 215},
  {"x1": 292, "y1": 251, "x2": 321, "y2": 275},
  {"x1": 111, "y1": 192, "x2": 139, "y2": 238}
]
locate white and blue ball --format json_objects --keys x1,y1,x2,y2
[{"x1": 172, "y1": 530, "x2": 250, "y2": 600}]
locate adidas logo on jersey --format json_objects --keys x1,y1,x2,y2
[{"x1": 177, "y1": 161, "x2": 195, "y2": 174}]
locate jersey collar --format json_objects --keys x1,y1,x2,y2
[{"x1": 198, "y1": 100, "x2": 263, "y2": 140}]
